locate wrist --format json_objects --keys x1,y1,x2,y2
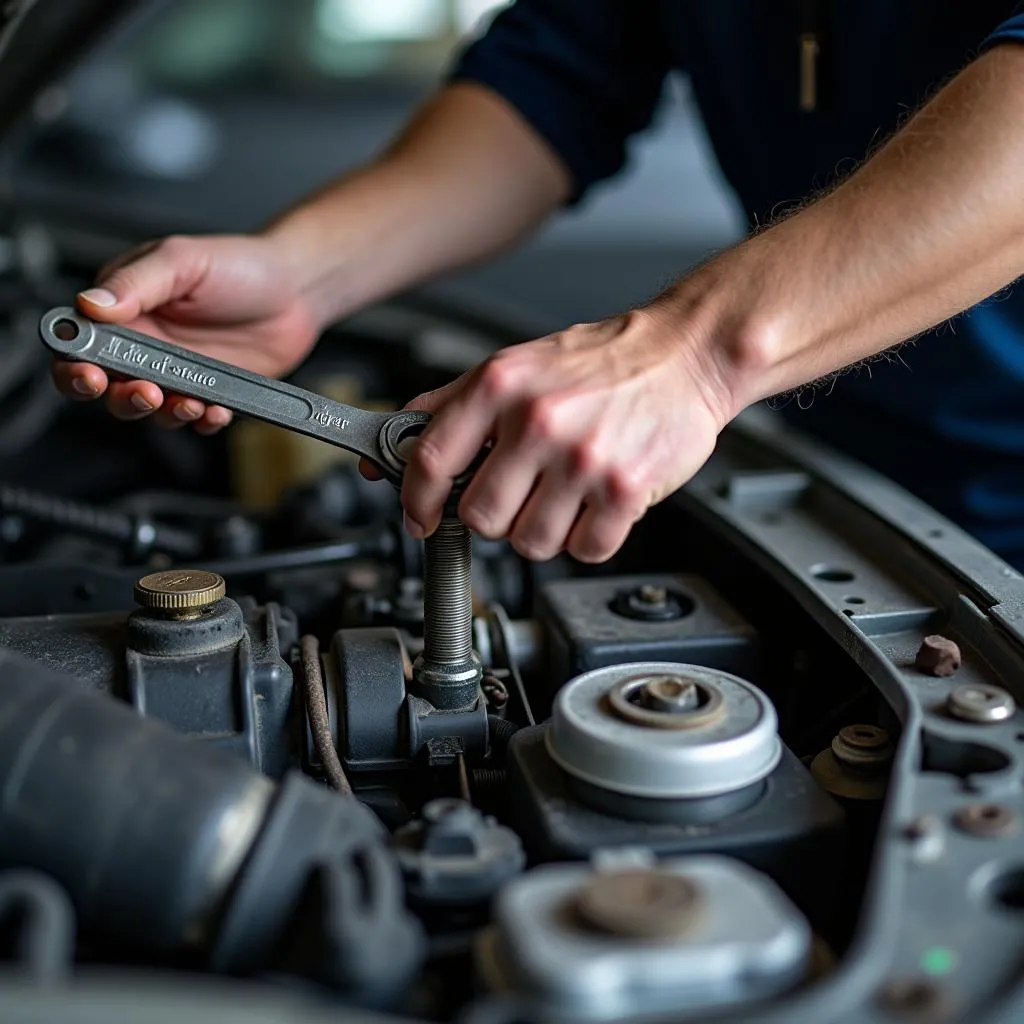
[
  {"x1": 260, "y1": 211, "x2": 345, "y2": 332},
  {"x1": 642, "y1": 254, "x2": 785, "y2": 428}
]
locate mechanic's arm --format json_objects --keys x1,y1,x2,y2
[
  {"x1": 51, "y1": 83, "x2": 569, "y2": 430},
  {"x1": 402, "y1": 43, "x2": 1024, "y2": 559}
]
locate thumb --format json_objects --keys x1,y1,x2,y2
[
  {"x1": 76, "y1": 236, "x2": 209, "y2": 323},
  {"x1": 403, "y1": 371, "x2": 473, "y2": 414}
]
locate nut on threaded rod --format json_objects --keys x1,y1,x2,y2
[{"x1": 412, "y1": 513, "x2": 482, "y2": 711}]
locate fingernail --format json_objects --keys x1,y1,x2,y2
[
  {"x1": 72, "y1": 378, "x2": 97, "y2": 396},
  {"x1": 78, "y1": 287, "x2": 117, "y2": 308},
  {"x1": 130, "y1": 393, "x2": 154, "y2": 412},
  {"x1": 403, "y1": 512, "x2": 425, "y2": 540},
  {"x1": 173, "y1": 402, "x2": 201, "y2": 421}
]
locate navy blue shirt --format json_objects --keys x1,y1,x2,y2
[{"x1": 450, "y1": 2, "x2": 1024, "y2": 565}]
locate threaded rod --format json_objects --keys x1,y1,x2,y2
[{"x1": 422, "y1": 515, "x2": 473, "y2": 664}]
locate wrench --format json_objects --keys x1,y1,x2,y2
[{"x1": 39, "y1": 306, "x2": 435, "y2": 485}]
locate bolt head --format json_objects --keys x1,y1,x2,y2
[
  {"x1": 952, "y1": 802, "x2": 1019, "y2": 838},
  {"x1": 915, "y1": 635, "x2": 962, "y2": 677},
  {"x1": 639, "y1": 675, "x2": 701, "y2": 713},
  {"x1": 946, "y1": 683, "x2": 1015, "y2": 724},
  {"x1": 576, "y1": 868, "x2": 702, "y2": 939}
]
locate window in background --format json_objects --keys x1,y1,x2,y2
[{"x1": 128, "y1": 0, "x2": 511, "y2": 88}]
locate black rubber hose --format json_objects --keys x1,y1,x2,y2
[
  {"x1": 0, "y1": 649, "x2": 272, "y2": 953},
  {"x1": 0, "y1": 483, "x2": 201, "y2": 558},
  {"x1": 300, "y1": 634, "x2": 352, "y2": 795},
  {"x1": 0, "y1": 648, "x2": 420, "y2": 995}
]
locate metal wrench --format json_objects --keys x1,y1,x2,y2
[{"x1": 39, "y1": 306, "x2": 432, "y2": 485}]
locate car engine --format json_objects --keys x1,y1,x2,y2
[{"x1": 1, "y1": 260, "x2": 1024, "y2": 1024}]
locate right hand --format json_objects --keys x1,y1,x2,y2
[{"x1": 51, "y1": 234, "x2": 321, "y2": 433}]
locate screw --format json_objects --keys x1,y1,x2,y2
[
  {"x1": 946, "y1": 683, "x2": 1015, "y2": 724},
  {"x1": 412, "y1": 513, "x2": 482, "y2": 710},
  {"x1": 915, "y1": 635, "x2": 961, "y2": 677},
  {"x1": 422, "y1": 516, "x2": 472, "y2": 663},
  {"x1": 640, "y1": 675, "x2": 701, "y2": 713},
  {"x1": 611, "y1": 583, "x2": 689, "y2": 622},
  {"x1": 576, "y1": 868, "x2": 702, "y2": 939},
  {"x1": 952, "y1": 802, "x2": 1019, "y2": 838}
]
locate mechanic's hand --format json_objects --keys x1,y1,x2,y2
[
  {"x1": 398, "y1": 310, "x2": 731, "y2": 563},
  {"x1": 50, "y1": 235, "x2": 320, "y2": 433}
]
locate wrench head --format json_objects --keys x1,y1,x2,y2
[{"x1": 40, "y1": 307, "x2": 96, "y2": 356}]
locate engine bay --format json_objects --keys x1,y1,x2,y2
[{"x1": 0, "y1": 282, "x2": 1023, "y2": 1024}]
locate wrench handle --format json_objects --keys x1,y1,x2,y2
[{"x1": 40, "y1": 307, "x2": 427, "y2": 481}]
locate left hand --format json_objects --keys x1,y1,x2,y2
[{"x1": 394, "y1": 308, "x2": 736, "y2": 562}]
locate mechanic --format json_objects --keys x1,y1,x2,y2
[{"x1": 51, "y1": 3, "x2": 1024, "y2": 567}]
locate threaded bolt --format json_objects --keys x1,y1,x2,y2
[
  {"x1": 413, "y1": 512, "x2": 482, "y2": 710},
  {"x1": 422, "y1": 515, "x2": 474, "y2": 664}
]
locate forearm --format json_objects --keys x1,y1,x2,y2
[
  {"x1": 659, "y1": 43, "x2": 1024, "y2": 419},
  {"x1": 263, "y1": 82, "x2": 571, "y2": 329}
]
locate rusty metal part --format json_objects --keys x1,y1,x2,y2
[
  {"x1": 574, "y1": 868, "x2": 703, "y2": 940},
  {"x1": 481, "y1": 675, "x2": 509, "y2": 710},
  {"x1": 877, "y1": 977, "x2": 953, "y2": 1019},
  {"x1": 811, "y1": 724, "x2": 893, "y2": 801},
  {"x1": 610, "y1": 583, "x2": 691, "y2": 622},
  {"x1": 952, "y1": 802, "x2": 1018, "y2": 839},
  {"x1": 832, "y1": 724, "x2": 894, "y2": 768},
  {"x1": 133, "y1": 569, "x2": 225, "y2": 619},
  {"x1": 300, "y1": 634, "x2": 352, "y2": 795},
  {"x1": 946, "y1": 683, "x2": 1015, "y2": 724},
  {"x1": 607, "y1": 672, "x2": 725, "y2": 730},
  {"x1": 915, "y1": 635, "x2": 962, "y2": 677},
  {"x1": 641, "y1": 676, "x2": 701, "y2": 713}
]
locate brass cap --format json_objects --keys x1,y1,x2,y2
[{"x1": 134, "y1": 569, "x2": 226, "y2": 613}]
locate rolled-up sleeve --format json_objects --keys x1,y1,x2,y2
[
  {"x1": 981, "y1": 13, "x2": 1024, "y2": 48},
  {"x1": 447, "y1": 0, "x2": 674, "y2": 202}
]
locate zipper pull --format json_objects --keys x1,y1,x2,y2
[{"x1": 799, "y1": 31, "x2": 819, "y2": 112}]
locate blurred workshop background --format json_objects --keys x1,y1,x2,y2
[{"x1": 14, "y1": 0, "x2": 745, "y2": 334}]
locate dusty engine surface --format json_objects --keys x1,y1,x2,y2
[{"x1": 2, "y1": 303, "x2": 1024, "y2": 1024}]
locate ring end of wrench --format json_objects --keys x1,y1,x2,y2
[
  {"x1": 378, "y1": 409, "x2": 432, "y2": 483},
  {"x1": 40, "y1": 307, "x2": 96, "y2": 357}
]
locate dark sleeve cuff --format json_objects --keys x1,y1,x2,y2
[
  {"x1": 446, "y1": 0, "x2": 673, "y2": 204},
  {"x1": 981, "y1": 13, "x2": 1024, "y2": 49}
]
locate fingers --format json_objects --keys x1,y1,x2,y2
[
  {"x1": 105, "y1": 380, "x2": 166, "y2": 420},
  {"x1": 194, "y1": 406, "x2": 233, "y2": 435},
  {"x1": 456, "y1": 435, "x2": 540, "y2": 540},
  {"x1": 401, "y1": 365, "x2": 502, "y2": 536},
  {"x1": 76, "y1": 235, "x2": 209, "y2": 324},
  {"x1": 358, "y1": 458, "x2": 383, "y2": 481},
  {"x1": 58, "y1": 236, "x2": 235, "y2": 436},
  {"x1": 506, "y1": 469, "x2": 586, "y2": 561},
  {"x1": 51, "y1": 359, "x2": 109, "y2": 400},
  {"x1": 565, "y1": 498, "x2": 640, "y2": 564}
]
